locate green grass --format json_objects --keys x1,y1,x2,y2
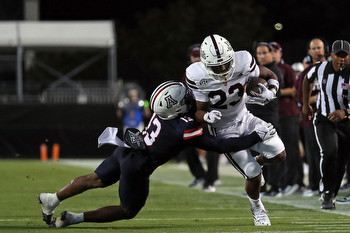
[{"x1": 1, "y1": 159, "x2": 350, "y2": 233}]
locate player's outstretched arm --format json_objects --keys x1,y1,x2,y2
[
  {"x1": 191, "y1": 123, "x2": 275, "y2": 153},
  {"x1": 193, "y1": 132, "x2": 260, "y2": 153}
]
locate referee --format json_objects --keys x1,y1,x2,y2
[{"x1": 302, "y1": 40, "x2": 350, "y2": 210}]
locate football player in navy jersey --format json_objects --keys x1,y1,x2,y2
[{"x1": 39, "y1": 81, "x2": 276, "y2": 228}]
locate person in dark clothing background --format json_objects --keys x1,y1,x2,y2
[{"x1": 270, "y1": 41, "x2": 304, "y2": 195}]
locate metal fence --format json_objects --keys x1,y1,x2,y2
[{"x1": 0, "y1": 80, "x2": 122, "y2": 105}]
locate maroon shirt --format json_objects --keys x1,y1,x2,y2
[{"x1": 277, "y1": 62, "x2": 300, "y2": 119}]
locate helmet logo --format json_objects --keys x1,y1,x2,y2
[
  {"x1": 224, "y1": 40, "x2": 233, "y2": 51},
  {"x1": 199, "y1": 79, "x2": 209, "y2": 86},
  {"x1": 164, "y1": 95, "x2": 178, "y2": 109}
]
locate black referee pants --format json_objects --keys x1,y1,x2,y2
[{"x1": 314, "y1": 114, "x2": 350, "y2": 196}]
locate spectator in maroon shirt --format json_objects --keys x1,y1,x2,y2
[
  {"x1": 270, "y1": 42, "x2": 304, "y2": 195},
  {"x1": 295, "y1": 38, "x2": 328, "y2": 196}
]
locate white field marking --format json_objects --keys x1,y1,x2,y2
[
  {"x1": 308, "y1": 225, "x2": 350, "y2": 227},
  {"x1": 1, "y1": 217, "x2": 347, "y2": 223},
  {"x1": 0, "y1": 219, "x2": 32, "y2": 221},
  {"x1": 293, "y1": 222, "x2": 350, "y2": 224},
  {"x1": 59, "y1": 159, "x2": 103, "y2": 168},
  {"x1": 59, "y1": 159, "x2": 350, "y2": 217}
]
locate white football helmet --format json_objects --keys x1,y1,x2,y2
[
  {"x1": 150, "y1": 81, "x2": 194, "y2": 120},
  {"x1": 200, "y1": 34, "x2": 235, "y2": 81}
]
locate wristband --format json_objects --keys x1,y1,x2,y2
[
  {"x1": 267, "y1": 79, "x2": 279, "y2": 90},
  {"x1": 344, "y1": 109, "x2": 350, "y2": 119},
  {"x1": 203, "y1": 112, "x2": 209, "y2": 122},
  {"x1": 270, "y1": 88, "x2": 277, "y2": 95}
]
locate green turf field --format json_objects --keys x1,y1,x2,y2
[{"x1": 1, "y1": 159, "x2": 349, "y2": 233}]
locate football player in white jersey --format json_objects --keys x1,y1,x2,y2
[{"x1": 185, "y1": 34, "x2": 286, "y2": 226}]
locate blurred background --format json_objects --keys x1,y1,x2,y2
[{"x1": 0, "y1": 0, "x2": 348, "y2": 158}]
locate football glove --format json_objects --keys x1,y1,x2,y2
[
  {"x1": 254, "y1": 122, "x2": 276, "y2": 141},
  {"x1": 247, "y1": 83, "x2": 276, "y2": 106},
  {"x1": 203, "y1": 110, "x2": 222, "y2": 124}
]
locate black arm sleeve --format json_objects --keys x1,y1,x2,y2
[{"x1": 189, "y1": 132, "x2": 261, "y2": 153}]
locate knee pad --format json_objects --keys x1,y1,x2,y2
[{"x1": 244, "y1": 161, "x2": 262, "y2": 179}]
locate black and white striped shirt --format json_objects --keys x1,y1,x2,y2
[{"x1": 306, "y1": 61, "x2": 350, "y2": 117}]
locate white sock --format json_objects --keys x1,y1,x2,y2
[
  {"x1": 74, "y1": 213, "x2": 84, "y2": 223},
  {"x1": 53, "y1": 193, "x2": 61, "y2": 204},
  {"x1": 66, "y1": 212, "x2": 84, "y2": 224},
  {"x1": 248, "y1": 195, "x2": 264, "y2": 209}
]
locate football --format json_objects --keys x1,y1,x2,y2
[{"x1": 245, "y1": 78, "x2": 268, "y2": 96}]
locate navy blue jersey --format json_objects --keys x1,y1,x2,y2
[{"x1": 142, "y1": 113, "x2": 261, "y2": 166}]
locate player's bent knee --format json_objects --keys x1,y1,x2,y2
[
  {"x1": 245, "y1": 161, "x2": 262, "y2": 179},
  {"x1": 121, "y1": 206, "x2": 140, "y2": 220},
  {"x1": 265, "y1": 150, "x2": 286, "y2": 164}
]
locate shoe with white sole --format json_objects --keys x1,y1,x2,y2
[
  {"x1": 188, "y1": 178, "x2": 205, "y2": 188},
  {"x1": 38, "y1": 193, "x2": 60, "y2": 224},
  {"x1": 203, "y1": 185, "x2": 216, "y2": 192},
  {"x1": 321, "y1": 191, "x2": 335, "y2": 209},
  {"x1": 336, "y1": 195, "x2": 350, "y2": 204},
  {"x1": 50, "y1": 211, "x2": 75, "y2": 228},
  {"x1": 251, "y1": 207, "x2": 271, "y2": 226},
  {"x1": 302, "y1": 189, "x2": 319, "y2": 197},
  {"x1": 282, "y1": 184, "x2": 299, "y2": 196}
]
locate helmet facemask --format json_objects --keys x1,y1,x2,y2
[{"x1": 207, "y1": 59, "x2": 234, "y2": 78}]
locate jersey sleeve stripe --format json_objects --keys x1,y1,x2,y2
[
  {"x1": 249, "y1": 54, "x2": 257, "y2": 72},
  {"x1": 185, "y1": 77, "x2": 198, "y2": 89},
  {"x1": 249, "y1": 54, "x2": 255, "y2": 68},
  {"x1": 249, "y1": 63, "x2": 257, "y2": 73},
  {"x1": 183, "y1": 127, "x2": 203, "y2": 140}
]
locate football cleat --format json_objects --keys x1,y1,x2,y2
[
  {"x1": 336, "y1": 195, "x2": 350, "y2": 204},
  {"x1": 251, "y1": 207, "x2": 271, "y2": 226},
  {"x1": 38, "y1": 193, "x2": 60, "y2": 224},
  {"x1": 203, "y1": 185, "x2": 216, "y2": 192},
  {"x1": 50, "y1": 211, "x2": 73, "y2": 228},
  {"x1": 321, "y1": 191, "x2": 335, "y2": 210},
  {"x1": 188, "y1": 178, "x2": 205, "y2": 188}
]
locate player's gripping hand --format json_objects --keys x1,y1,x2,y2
[
  {"x1": 248, "y1": 83, "x2": 276, "y2": 105},
  {"x1": 254, "y1": 122, "x2": 276, "y2": 141},
  {"x1": 203, "y1": 110, "x2": 222, "y2": 124}
]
